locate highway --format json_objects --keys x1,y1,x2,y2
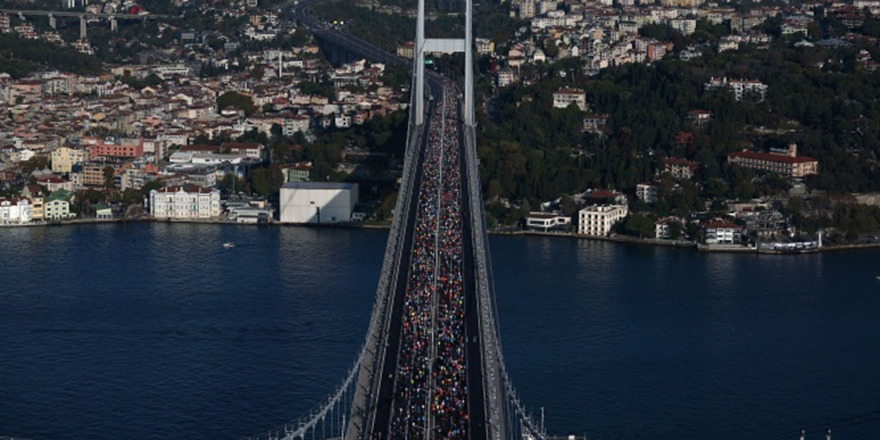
[{"x1": 0, "y1": 8, "x2": 171, "y2": 19}]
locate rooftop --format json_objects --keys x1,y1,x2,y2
[
  {"x1": 281, "y1": 182, "x2": 358, "y2": 190},
  {"x1": 728, "y1": 151, "x2": 818, "y2": 164}
]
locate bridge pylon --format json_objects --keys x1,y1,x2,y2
[
  {"x1": 412, "y1": 0, "x2": 474, "y2": 128},
  {"x1": 79, "y1": 15, "x2": 87, "y2": 40}
]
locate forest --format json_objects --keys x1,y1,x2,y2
[
  {"x1": 477, "y1": 41, "x2": 880, "y2": 219},
  {"x1": 0, "y1": 34, "x2": 102, "y2": 78}
]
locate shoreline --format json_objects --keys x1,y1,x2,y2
[{"x1": 4, "y1": 217, "x2": 880, "y2": 255}]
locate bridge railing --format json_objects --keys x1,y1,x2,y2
[
  {"x1": 345, "y1": 42, "x2": 425, "y2": 440},
  {"x1": 463, "y1": 121, "x2": 549, "y2": 440},
  {"x1": 242, "y1": 347, "x2": 363, "y2": 440}
]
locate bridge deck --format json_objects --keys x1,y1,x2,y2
[{"x1": 364, "y1": 78, "x2": 488, "y2": 440}]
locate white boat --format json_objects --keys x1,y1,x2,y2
[{"x1": 223, "y1": 242, "x2": 235, "y2": 249}]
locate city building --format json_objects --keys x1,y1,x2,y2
[
  {"x1": 95, "y1": 205, "x2": 114, "y2": 220},
  {"x1": 704, "y1": 77, "x2": 768, "y2": 101},
  {"x1": 44, "y1": 190, "x2": 74, "y2": 221},
  {"x1": 702, "y1": 219, "x2": 743, "y2": 245},
  {"x1": 496, "y1": 69, "x2": 516, "y2": 87},
  {"x1": 83, "y1": 137, "x2": 145, "y2": 160},
  {"x1": 74, "y1": 163, "x2": 111, "y2": 187},
  {"x1": 222, "y1": 142, "x2": 265, "y2": 160},
  {"x1": 279, "y1": 182, "x2": 359, "y2": 224},
  {"x1": 525, "y1": 212, "x2": 571, "y2": 232},
  {"x1": 636, "y1": 183, "x2": 658, "y2": 203},
  {"x1": 0, "y1": 198, "x2": 32, "y2": 224},
  {"x1": 577, "y1": 204, "x2": 628, "y2": 236},
  {"x1": 280, "y1": 162, "x2": 313, "y2": 182},
  {"x1": 687, "y1": 110, "x2": 712, "y2": 127},
  {"x1": 51, "y1": 146, "x2": 88, "y2": 173},
  {"x1": 655, "y1": 216, "x2": 685, "y2": 239},
  {"x1": 397, "y1": 42, "x2": 415, "y2": 59},
  {"x1": 663, "y1": 157, "x2": 698, "y2": 179},
  {"x1": 582, "y1": 115, "x2": 608, "y2": 134},
  {"x1": 552, "y1": 88, "x2": 587, "y2": 111},
  {"x1": 475, "y1": 38, "x2": 495, "y2": 55},
  {"x1": 149, "y1": 185, "x2": 222, "y2": 219},
  {"x1": 283, "y1": 115, "x2": 311, "y2": 136},
  {"x1": 30, "y1": 195, "x2": 44, "y2": 222},
  {"x1": 727, "y1": 144, "x2": 818, "y2": 178},
  {"x1": 584, "y1": 189, "x2": 627, "y2": 206}
]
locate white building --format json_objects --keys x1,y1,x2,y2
[
  {"x1": 44, "y1": 192, "x2": 74, "y2": 221},
  {"x1": 150, "y1": 185, "x2": 222, "y2": 219},
  {"x1": 0, "y1": 198, "x2": 32, "y2": 224},
  {"x1": 704, "y1": 77, "x2": 768, "y2": 101},
  {"x1": 636, "y1": 183, "x2": 658, "y2": 204},
  {"x1": 280, "y1": 182, "x2": 358, "y2": 224},
  {"x1": 283, "y1": 115, "x2": 311, "y2": 136},
  {"x1": 525, "y1": 212, "x2": 571, "y2": 232},
  {"x1": 552, "y1": 88, "x2": 587, "y2": 111},
  {"x1": 702, "y1": 219, "x2": 742, "y2": 245},
  {"x1": 496, "y1": 69, "x2": 516, "y2": 87},
  {"x1": 577, "y1": 204, "x2": 628, "y2": 236},
  {"x1": 655, "y1": 216, "x2": 684, "y2": 239}
]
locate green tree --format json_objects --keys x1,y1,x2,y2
[
  {"x1": 217, "y1": 91, "x2": 256, "y2": 116},
  {"x1": 103, "y1": 166, "x2": 116, "y2": 188},
  {"x1": 140, "y1": 180, "x2": 165, "y2": 196},
  {"x1": 623, "y1": 214, "x2": 655, "y2": 238}
]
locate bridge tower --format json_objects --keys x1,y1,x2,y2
[
  {"x1": 79, "y1": 15, "x2": 87, "y2": 40},
  {"x1": 412, "y1": 0, "x2": 475, "y2": 127}
]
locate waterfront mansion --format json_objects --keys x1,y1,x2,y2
[{"x1": 149, "y1": 185, "x2": 222, "y2": 220}]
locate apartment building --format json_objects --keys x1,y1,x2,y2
[
  {"x1": 51, "y1": 146, "x2": 88, "y2": 173},
  {"x1": 0, "y1": 198, "x2": 32, "y2": 224},
  {"x1": 636, "y1": 183, "x2": 658, "y2": 203},
  {"x1": 84, "y1": 137, "x2": 145, "y2": 160},
  {"x1": 552, "y1": 88, "x2": 587, "y2": 111},
  {"x1": 578, "y1": 204, "x2": 629, "y2": 236},
  {"x1": 664, "y1": 157, "x2": 698, "y2": 179},
  {"x1": 702, "y1": 219, "x2": 743, "y2": 245},
  {"x1": 704, "y1": 77, "x2": 768, "y2": 101}
]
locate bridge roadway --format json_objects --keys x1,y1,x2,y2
[
  {"x1": 287, "y1": 0, "x2": 409, "y2": 68},
  {"x1": 285, "y1": 3, "x2": 494, "y2": 440},
  {"x1": 0, "y1": 9, "x2": 171, "y2": 19},
  {"x1": 365, "y1": 83, "x2": 488, "y2": 440}
]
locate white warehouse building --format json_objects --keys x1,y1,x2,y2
[{"x1": 280, "y1": 182, "x2": 359, "y2": 224}]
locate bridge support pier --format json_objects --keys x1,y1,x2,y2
[
  {"x1": 110, "y1": 16, "x2": 117, "y2": 32},
  {"x1": 48, "y1": 14, "x2": 56, "y2": 29},
  {"x1": 79, "y1": 15, "x2": 87, "y2": 40}
]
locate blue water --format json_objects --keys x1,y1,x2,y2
[{"x1": 1, "y1": 224, "x2": 879, "y2": 440}]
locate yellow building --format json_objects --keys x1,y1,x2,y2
[
  {"x1": 728, "y1": 145, "x2": 818, "y2": 178},
  {"x1": 31, "y1": 196, "x2": 44, "y2": 222},
  {"x1": 51, "y1": 146, "x2": 88, "y2": 174}
]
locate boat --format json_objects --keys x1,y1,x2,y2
[{"x1": 223, "y1": 242, "x2": 235, "y2": 249}]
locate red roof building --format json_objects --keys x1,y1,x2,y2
[{"x1": 727, "y1": 144, "x2": 818, "y2": 178}]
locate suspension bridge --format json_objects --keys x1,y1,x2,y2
[{"x1": 247, "y1": 2, "x2": 554, "y2": 440}]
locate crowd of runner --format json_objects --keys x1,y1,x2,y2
[{"x1": 389, "y1": 85, "x2": 469, "y2": 440}]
